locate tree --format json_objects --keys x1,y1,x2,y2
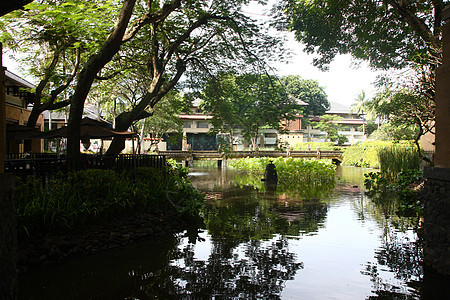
[
  {"x1": 350, "y1": 90, "x2": 369, "y2": 137},
  {"x1": 279, "y1": 75, "x2": 329, "y2": 116},
  {"x1": 4, "y1": 0, "x2": 281, "y2": 167},
  {"x1": 201, "y1": 73, "x2": 303, "y2": 150},
  {"x1": 312, "y1": 115, "x2": 343, "y2": 142},
  {"x1": 368, "y1": 77, "x2": 434, "y2": 155},
  {"x1": 0, "y1": 0, "x2": 117, "y2": 128},
  {"x1": 276, "y1": 0, "x2": 445, "y2": 70},
  {"x1": 140, "y1": 91, "x2": 186, "y2": 152},
  {"x1": 101, "y1": 0, "x2": 284, "y2": 156},
  {"x1": 277, "y1": 0, "x2": 443, "y2": 158}
]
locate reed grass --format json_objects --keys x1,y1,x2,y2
[{"x1": 378, "y1": 146, "x2": 421, "y2": 178}]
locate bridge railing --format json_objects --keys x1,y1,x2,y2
[{"x1": 160, "y1": 150, "x2": 343, "y2": 160}]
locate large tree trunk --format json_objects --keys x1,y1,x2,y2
[{"x1": 66, "y1": 0, "x2": 136, "y2": 170}]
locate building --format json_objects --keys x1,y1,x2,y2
[
  {"x1": 4, "y1": 70, "x2": 44, "y2": 154},
  {"x1": 165, "y1": 99, "x2": 215, "y2": 150},
  {"x1": 302, "y1": 101, "x2": 366, "y2": 145},
  {"x1": 161, "y1": 99, "x2": 366, "y2": 151}
]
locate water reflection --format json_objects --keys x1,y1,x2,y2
[{"x1": 19, "y1": 164, "x2": 441, "y2": 299}]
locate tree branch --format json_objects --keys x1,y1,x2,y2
[
  {"x1": 385, "y1": 0, "x2": 440, "y2": 51},
  {"x1": 122, "y1": 0, "x2": 181, "y2": 43}
]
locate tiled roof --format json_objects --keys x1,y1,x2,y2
[{"x1": 327, "y1": 101, "x2": 353, "y2": 114}]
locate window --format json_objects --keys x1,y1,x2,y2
[
  {"x1": 183, "y1": 121, "x2": 192, "y2": 128},
  {"x1": 197, "y1": 121, "x2": 209, "y2": 128}
]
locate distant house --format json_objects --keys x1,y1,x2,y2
[
  {"x1": 157, "y1": 99, "x2": 366, "y2": 152},
  {"x1": 163, "y1": 99, "x2": 215, "y2": 151},
  {"x1": 4, "y1": 70, "x2": 44, "y2": 154},
  {"x1": 303, "y1": 101, "x2": 366, "y2": 145}
]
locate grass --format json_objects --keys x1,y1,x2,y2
[{"x1": 378, "y1": 146, "x2": 421, "y2": 178}]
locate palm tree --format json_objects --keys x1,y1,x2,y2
[{"x1": 350, "y1": 90, "x2": 368, "y2": 138}]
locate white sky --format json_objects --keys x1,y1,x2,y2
[{"x1": 274, "y1": 36, "x2": 383, "y2": 107}]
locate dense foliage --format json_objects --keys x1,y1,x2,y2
[
  {"x1": 279, "y1": 75, "x2": 329, "y2": 116},
  {"x1": 2, "y1": 0, "x2": 285, "y2": 163},
  {"x1": 378, "y1": 146, "x2": 421, "y2": 178},
  {"x1": 200, "y1": 73, "x2": 303, "y2": 150},
  {"x1": 362, "y1": 143, "x2": 424, "y2": 218},
  {"x1": 364, "y1": 170, "x2": 424, "y2": 217},
  {"x1": 292, "y1": 142, "x2": 340, "y2": 151},
  {"x1": 15, "y1": 165, "x2": 204, "y2": 236},
  {"x1": 277, "y1": 0, "x2": 443, "y2": 155},
  {"x1": 276, "y1": 0, "x2": 444, "y2": 70}
]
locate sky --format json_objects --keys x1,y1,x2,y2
[{"x1": 274, "y1": 36, "x2": 383, "y2": 108}]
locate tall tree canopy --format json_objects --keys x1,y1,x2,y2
[
  {"x1": 276, "y1": 0, "x2": 446, "y2": 70},
  {"x1": 201, "y1": 73, "x2": 304, "y2": 150},
  {"x1": 279, "y1": 75, "x2": 329, "y2": 116},
  {"x1": 0, "y1": 0, "x2": 118, "y2": 128},
  {"x1": 2, "y1": 0, "x2": 284, "y2": 166},
  {"x1": 277, "y1": 0, "x2": 447, "y2": 158}
]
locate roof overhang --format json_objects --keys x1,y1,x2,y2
[{"x1": 0, "y1": 0, "x2": 33, "y2": 17}]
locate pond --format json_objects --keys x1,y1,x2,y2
[{"x1": 19, "y1": 163, "x2": 445, "y2": 299}]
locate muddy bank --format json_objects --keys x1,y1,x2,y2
[{"x1": 18, "y1": 209, "x2": 202, "y2": 274}]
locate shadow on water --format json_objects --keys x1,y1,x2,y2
[{"x1": 19, "y1": 163, "x2": 449, "y2": 299}]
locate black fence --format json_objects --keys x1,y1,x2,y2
[{"x1": 5, "y1": 154, "x2": 167, "y2": 182}]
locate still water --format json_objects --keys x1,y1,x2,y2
[{"x1": 20, "y1": 164, "x2": 431, "y2": 299}]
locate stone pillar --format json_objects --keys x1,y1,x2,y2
[
  {"x1": 423, "y1": 168, "x2": 450, "y2": 275},
  {"x1": 422, "y1": 6, "x2": 450, "y2": 276},
  {"x1": 0, "y1": 174, "x2": 17, "y2": 300}
]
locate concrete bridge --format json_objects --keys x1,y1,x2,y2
[{"x1": 159, "y1": 150, "x2": 343, "y2": 166}]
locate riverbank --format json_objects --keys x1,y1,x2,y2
[{"x1": 18, "y1": 206, "x2": 202, "y2": 274}]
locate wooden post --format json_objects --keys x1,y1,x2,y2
[
  {"x1": 0, "y1": 43, "x2": 6, "y2": 173},
  {"x1": 434, "y1": 7, "x2": 450, "y2": 168}
]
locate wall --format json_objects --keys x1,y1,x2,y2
[
  {"x1": 0, "y1": 174, "x2": 17, "y2": 300},
  {"x1": 423, "y1": 167, "x2": 450, "y2": 275}
]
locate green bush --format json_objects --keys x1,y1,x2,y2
[
  {"x1": 364, "y1": 169, "x2": 424, "y2": 217},
  {"x1": 15, "y1": 166, "x2": 204, "y2": 236}
]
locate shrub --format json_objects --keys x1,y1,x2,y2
[
  {"x1": 293, "y1": 142, "x2": 340, "y2": 151},
  {"x1": 15, "y1": 166, "x2": 204, "y2": 236},
  {"x1": 364, "y1": 169, "x2": 424, "y2": 217}
]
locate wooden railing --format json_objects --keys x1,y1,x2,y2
[{"x1": 4, "y1": 154, "x2": 167, "y2": 181}]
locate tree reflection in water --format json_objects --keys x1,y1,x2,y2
[
  {"x1": 147, "y1": 171, "x2": 332, "y2": 298},
  {"x1": 358, "y1": 188, "x2": 423, "y2": 299},
  {"x1": 167, "y1": 237, "x2": 303, "y2": 298}
]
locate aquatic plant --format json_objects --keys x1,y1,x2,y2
[
  {"x1": 228, "y1": 157, "x2": 336, "y2": 185},
  {"x1": 342, "y1": 140, "x2": 419, "y2": 168},
  {"x1": 364, "y1": 169, "x2": 424, "y2": 218}
]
